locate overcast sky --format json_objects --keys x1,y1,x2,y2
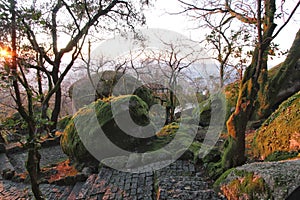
[{"x1": 144, "y1": 0, "x2": 300, "y2": 67}]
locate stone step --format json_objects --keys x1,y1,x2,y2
[
  {"x1": 0, "y1": 180, "x2": 73, "y2": 199},
  {"x1": 0, "y1": 153, "x2": 15, "y2": 180},
  {"x1": 157, "y1": 177, "x2": 210, "y2": 191},
  {"x1": 157, "y1": 160, "x2": 196, "y2": 172},
  {"x1": 75, "y1": 174, "x2": 98, "y2": 199},
  {"x1": 61, "y1": 161, "x2": 222, "y2": 200},
  {"x1": 157, "y1": 174, "x2": 207, "y2": 181},
  {"x1": 66, "y1": 168, "x2": 116, "y2": 200},
  {"x1": 158, "y1": 188, "x2": 224, "y2": 200},
  {"x1": 39, "y1": 183, "x2": 73, "y2": 199},
  {"x1": 69, "y1": 167, "x2": 155, "y2": 200},
  {"x1": 67, "y1": 182, "x2": 85, "y2": 200}
]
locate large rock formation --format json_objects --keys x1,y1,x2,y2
[
  {"x1": 61, "y1": 95, "x2": 155, "y2": 164},
  {"x1": 216, "y1": 159, "x2": 300, "y2": 199},
  {"x1": 252, "y1": 91, "x2": 300, "y2": 160}
]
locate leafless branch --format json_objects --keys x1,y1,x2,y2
[{"x1": 272, "y1": 1, "x2": 300, "y2": 39}]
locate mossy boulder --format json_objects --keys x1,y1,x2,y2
[
  {"x1": 61, "y1": 95, "x2": 154, "y2": 164},
  {"x1": 193, "y1": 99, "x2": 211, "y2": 127},
  {"x1": 178, "y1": 141, "x2": 202, "y2": 162},
  {"x1": 133, "y1": 85, "x2": 156, "y2": 107},
  {"x1": 217, "y1": 169, "x2": 271, "y2": 200},
  {"x1": 216, "y1": 159, "x2": 300, "y2": 199},
  {"x1": 57, "y1": 115, "x2": 72, "y2": 131},
  {"x1": 193, "y1": 81, "x2": 238, "y2": 128},
  {"x1": 253, "y1": 91, "x2": 300, "y2": 160},
  {"x1": 69, "y1": 70, "x2": 156, "y2": 110},
  {"x1": 201, "y1": 147, "x2": 222, "y2": 164},
  {"x1": 193, "y1": 92, "x2": 227, "y2": 128}
]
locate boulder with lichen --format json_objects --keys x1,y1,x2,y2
[
  {"x1": 215, "y1": 159, "x2": 300, "y2": 200},
  {"x1": 252, "y1": 91, "x2": 300, "y2": 160},
  {"x1": 61, "y1": 95, "x2": 153, "y2": 164}
]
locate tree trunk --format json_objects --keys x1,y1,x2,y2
[
  {"x1": 220, "y1": 64, "x2": 224, "y2": 88},
  {"x1": 50, "y1": 87, "x2": 61, "y2": 131},
  {"x1": 169, "y1": 90, "x2": 175, "y2": 123},
  {"x1": 10, "y1": 0, "x2": 43, "y2": 198},
  {"x1": 222, "y1": 0, "x2": 276, "y2": 169},
  {"x1": 222, "y1": 77, "x2": 256, "y2": 168},
  {"x1": 49, "y1": 67, "x2": 61, "y2": 132},
  {"x1": 256, "y1": 29, "x2": 300, "y2": 119},
  {"x1": 26, "y1": 144, "x2": 43, "y2": 200}
]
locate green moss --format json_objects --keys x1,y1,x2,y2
[
  {"x1": 134, "y1": 86, "x2": 157, "y2": 107},
  {"x1": 224, "y1": 81, "x2": 239, "y2": 121},
  {"x1": 61, "y1": 95, "x2": 150, "y2": 164},
  {"x1": 147, "y1": 135, "x2": 173, "y2": 151},
  {"x1": 235, "y1": 172, "x2": 269, "y2": 199},
  {"x1": 253, "y1": 91, "x2": 300, "y2": 159},
  {"x1": 193, "y1": 98, "x2": 211, "y2": 126},
  {"x1": 57, "y1": 115, "x2": 72, "y2": 131},
  {"x1": 187, "y1": 141, "x2": 202, "y2": 163},
  {"x1": 265, "y1": 151, "x2": 298, "y2": 162},
  {"x1": 202, "y1": 148, "x2": 222, "y2": 164},
  {"x1": 61, "y1": 121, "x2": 93, "y2": 163},
  {"x1": 214, "y1": 168, "x2": 235, "y2": 190},
  {"x1": 156, "y1": 122, "x2": 179, "y2": 137},
  {"x1": 188, "y1": 141, "x2": 202, "y2": 155},
  {"x1": 221, "y1": 136, "x2": 239, "y2": 169},
  {"x1": 207, "y1": 161, "x2": 225, "y2": 180},
  {"x1": 265, "y1": 92, "x2": 299, "y2": 125},
  {"x1": 220, "y1": 170, "x2": 271, "y2": 199}
]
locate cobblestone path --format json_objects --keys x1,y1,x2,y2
[
  {"x1": 155, "y1": 161, "x2": 222, "y2": 199},
  {"x1": 1, "y1": 159, "x2": 224, "y2": 200}
]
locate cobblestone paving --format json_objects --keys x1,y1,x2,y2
[
  {"x1": 1, "y1": 151, "x2": 224, "y2": 200},
  {"x1": 155, "y1": 160, "x2": 223, "y2": 200},
  {"x1": 0, "y1": 180, "x2": 73, "y2": 200},
  {"x1": 68, "y1": 168, "x2": 154, "y2": 200}
]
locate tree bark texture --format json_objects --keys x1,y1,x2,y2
[
  {"x1": 222, "y1": 0, "x2": 277, "y2": 169},
  {"x1": 256, "y1": 29, "x2": 300, "y2": 119}
]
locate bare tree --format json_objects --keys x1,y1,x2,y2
[
  {"x1": 128, "y1": 39, "x2": 203, "y2": 124},
  {"x1": 203, "y1": 13, "x2": 253, "y2": 86},
  {"x1": 178, "y1": 0, "x2": 300, "y2": 169},
  {"x1": 12, "y1": 0, "x2": 147, "y2": 130},
  {"x1": 0, "y1": 0, "x2": 149, "y2": 198}
]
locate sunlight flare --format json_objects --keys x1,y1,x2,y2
[{"x1": 0, "y1": 48, "x2": 10, "y2": 58}]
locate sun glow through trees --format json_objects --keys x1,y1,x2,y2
[{"x1": 0, "y1": 47, "x2": 10, "y2": 59}]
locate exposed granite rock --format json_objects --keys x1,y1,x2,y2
[{"x1": 219, "y1": 159, "x2": 300, "y2": 199}]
